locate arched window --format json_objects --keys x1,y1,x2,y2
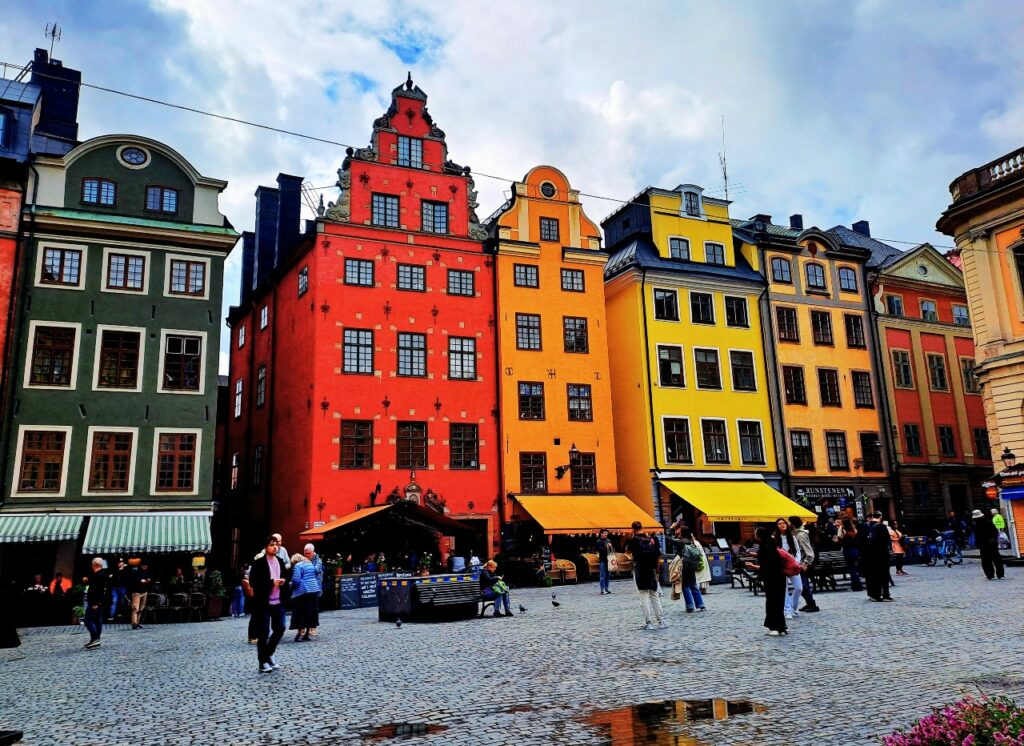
[
  {"x1": 771, "y1": 257, "x2": 792, "y2": 284},
  {"x1": 805, "y1": 263, "x2": 826, "y2": 290},
  {"x1": 838, "y1": 266, "x2": 858, "y2": 292}
]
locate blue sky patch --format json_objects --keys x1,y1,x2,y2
[{"x1": 382, "y1": 26, "x2": 441, "y2": 65}]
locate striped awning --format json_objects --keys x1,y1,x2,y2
[
  {"x1": 82, "y1": 513, "x2": 211, "y2": 554},
  {"x1": 0, "y1": 514, "x2": 83, "y2": 544}
]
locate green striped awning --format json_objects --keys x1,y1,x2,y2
[
  {"x1": 82, "y1": 514, "x2": 212, "y2": 554},
  {"x1": 0, "y1": 514, "x2": 84, "y2": 543}
]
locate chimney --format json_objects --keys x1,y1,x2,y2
[
  {"x1": 852, "y1": 220, "x2": 871, "y2": 237},
  {"x1": 749, "y1": 214, "x2": 772, "y2": 226},
  {"x1": 253, "y1": 185, "x2": 280, "y2": 288},
  {"x1": 789, "y1": 214, "x2": 803, "y2": 230},
  {"x1": 275, "y1": 174, "x2": 304, "y2": 266},
  {"x1": 240, "y1": 231, "x2": 255, "y2": 304},
  {"x1": 30, "y1": 48, "x2": 81, "y2": 142}
]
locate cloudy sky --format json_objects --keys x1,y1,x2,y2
[{"x1": 3, "y1": 1, "x2": 1023, "y2": 371}]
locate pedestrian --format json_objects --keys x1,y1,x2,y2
[
  {"x1": 992, "y1": 509, "x2": 1010, "y2": 549},
  {"x1": 946, "y1": 511, "x2": 967, "y2": 549},
  {"x1": 249, "y1": 535, "x2": 289, "y2": 673},
  {"x1": 108, "y1": 560, "x2": 128, "y2": 621},
  {"x1": 864, "y1": 512, "x2": 893, "y2": 601},
  {"x1": 773, "y1": 518, "x2": 804, "y2": 620},
  {"x1": 125, "y1": 558, "x2": 151, "y2": 630},
  {"x1": 840, "y1": 519, "x2": 864, "y2": 591},
  {"x1": 746, "y1": 527, "x2": 787, "y2": 636},
  {"x1": 169, "y1": 567, "x2": 186, "y2": 592},
  {"x1": 789, "y1": 516, "x2": 820, "y2": 613},
  {"x1": 289, "y1": 553, "x2": 317, "y2": 642},
  {"x1": 303, "y1": 544, "x2": 323, "y2": 637},
  {"x1": 973, "y1": 508, "x2": 1005, "y2": 580},
  {"x1": 83, "y1": 558, "x2": 109, "y2": 650},
  {"x1": 627, "y1": 520, "x2": 666, "y2": 630},
  {"x1": 229, "y1": 567, "x2": 246, "y2": 618},
  {"x1": 49, "y1": 572, "x2": 70, "y2": 596},
  {"x1": 674, "y1": 528, "x2": 706, "y2": 613},
  {"x1": 596, "y1": 529, "x2": 614, "y2": 595},
  {"x1": 889, "y1": 521, "x2": 909, "y2": 576},
  {"x1": 0, "y1": 580, "x2": 19, "y2": 648}
]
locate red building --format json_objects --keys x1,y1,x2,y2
[
  {"x1": 226, "y1": 76, "x2": 499, "y2": 562},
  {"x1": 870, "y1": 242, "x2": 991, "y2": 528}
]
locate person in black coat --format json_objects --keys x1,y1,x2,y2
[
  {"x1": 83, "y1": 558, "x2": 109, "y2": 649},
  {"x1": 863, "y1": 512, "x2": 893, "y2": 601},
  {"x1": 972, "y1": 509, "x2": 1005, "y2": 580},
  {"x1": 747, "y1": 527, "x2": 787, "y2": 635},
  {"x1": 249, "y1": 536, "x2": 290, "y2": 673}
]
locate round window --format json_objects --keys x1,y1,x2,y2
[
  {"x1": 539, "y1": 181, "x2": 556, "y2": 198},
  {"x1": 917, "y1": 265, "x2": 928, "y2": 276},
  {"x1": 120, "y1": 147, "x2": 148, "y2": 167}
]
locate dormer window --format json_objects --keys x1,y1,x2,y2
[
  {"x1": 397, "y1": 136, "x2": 423, "y2": 168},
  {"x1": 683, "y1": 191, "x2": 700, "y2": 216},
  {"x1": 805, "y1": 263, "x2": 826, "y2": 291},
  {"x1": 668, "y1": 237, "x2": 690, "y2": 260},
  {"x1": 704, "y1": 242, "x2": 725, "y2": 266},
  {"x1": 146, "y1": 186, "x2": 178, "y2": 215},
  {"x1": 83, "y1": 178, "x2": 116, "y2": 207}
]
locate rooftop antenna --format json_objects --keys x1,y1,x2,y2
[
  {"x1": 718, "y1": 115, "x2": 729, "y2": 200},
  {"x1": 45, "y1": 22, "x2": 62, "y2": 57}
]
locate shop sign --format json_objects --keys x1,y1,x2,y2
[{"x1": 795, "y1": 486, "x2": 856, "y2": 502}]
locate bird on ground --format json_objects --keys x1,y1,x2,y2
[
  {"x1": 519, "y1": 604, "x2": 527, "y2": 614},
  {"x1": 551, "y1": 599, "x2": 560, "y2": 608},
  {"x1": 396, "y1": 618, "x2": 402, "y2": 628}
]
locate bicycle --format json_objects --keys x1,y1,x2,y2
[{"x1": 926, "y1": 531, "x2": 963, "y2": 567}]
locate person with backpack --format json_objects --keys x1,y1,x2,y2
[
  {"x1": 788, "y1": 516, "x2": 819, "y2": 613},
  {"x1": 627, "y1": 520, "x2": 666, "y2": 630},
  {"x1": 773, "y1": 518, "x2": 804, "y2": 620},
  {"x1": 840, "y1": 518, "x2": 865, "y2": 592},
  {"x1": 595, "y1": 529, "x2": 614, "y2": 595},
  {"x1": 672, "y1": 527, "x2": 706, "y2": 613}
]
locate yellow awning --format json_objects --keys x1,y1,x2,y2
[
  {"x1": 514, "y1": 494, "x2": 662, "y2": 535},
  {"x1": 299, "y1": 504, "x2": 393, "y2": 539},
  {"x1": 660, "y1": 480, "x2": 816, "y2": 523}
]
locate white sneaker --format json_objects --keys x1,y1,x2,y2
[
  {"x1": 657, "y1": 620, "x2": 669, "y2": 630},
  {"x1": 268, "y1": 657, "x2": 280, "y2": 670},
  {"x1": 785, "y1": 613, "x2": 794, "y2": 620},
  {"x1": 639, "y1": 622, "x2": 654, "y2": 631},
  {"x1": 767, "y1": 630, "x2": 782, "y2": 636},
  {"x1": 259, "y1": 662, "x2": 273, "y2": 673}
]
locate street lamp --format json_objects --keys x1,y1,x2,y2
[
  {"x1": 317, "y1": 498, "x2": 327, "y2": 523},
  {"x1": 1002, "y1": 447, "x2": 1017, "y2": 469},
  {"x1": 555, "y1": 443, "x2": 580, "y2": 480}
]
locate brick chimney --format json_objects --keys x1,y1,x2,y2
[
  {"x1": 852, "y1": 220, "x2": 871, "y2": 237},
  {"x1": 30, "y1": 48, "x2": 80, "y2": 142},
  {"x1": 253, "y1": 185, "x2": 280, "y2": 289},
  {"x1": 789, "y1": 214, "x2": 803, "y2": 230},
  {"x1": 274, "y1": 174, "x2": 304, "y2": 267}
]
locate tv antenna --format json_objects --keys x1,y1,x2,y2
[
  {"x1": 718, "y1": 115, "x2": 729, "y2": 200},
  {"x1": 45, "y1": 23, "x2": 62, "y2": 57}
]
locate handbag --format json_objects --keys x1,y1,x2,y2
[
  {"x1": 607, "y1": 552, "x2": 618, "y2": 571},
  {"x1": 777, "y1": 548, "x2": 803, "y2": 577},
  {"x1": 492, "y1": 579, "x2": 509, "y2": 595}
]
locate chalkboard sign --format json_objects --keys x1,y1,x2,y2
[
  {"x1": 358, "y1": 573, "x2": 379, "y2": 608},
  {"x1": 541, "y1": 546, "x2": 552, "y2": 573},
  {"x1": 339, "y1": 575, "x2": 360, "y2": 609}
]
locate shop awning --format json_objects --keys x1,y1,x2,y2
[
  {"x1": 0, "y1": 514, "x2": 83, "y2": 544},
  {"x1": 1001, "y1": 486, "x2": 1024, "y2": 501},
  {"x1": 82, "y1": 513, "x2": 212, "y2": 554},
  {"x1": 299, "y1": 504, "x2": 393, "y2": 539},
  {"x1": 660, "y1": 480, "x2": 816, "y2": 523},
  {"x1": 301, "y1": 502, "x2": 478, "y2": 540},
  {"x1": 513, "y1": 494, "x2": 662, "y2": 535}
]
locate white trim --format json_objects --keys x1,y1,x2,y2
[
  {"x1": 91, "y1": 324, "x2": 146, "y2": 393},
  {"x1": 149, "y1": 427, "x2": 203, "y2": 496},
  {"x1": 723, "y1": 294, "x2": 750, "y2": 328},
  {"x1": 100, "y1": 246, "x2": 151, "y2": 295},
  {"x1": 259, "y1": 305, "x2": 269, "y2": 330},
  {"x1": 33, "y1": 232, "x2": 227, "y2": 258},
  {"x1": 735, "y1": 418, "x2": 768, "y2": 467},
  {"x1": 34, "y1": 240, "x2": 87, "y2": 291},
  {"x1": 651, "y1": 286, "x2": 681, "y2": 323},
  {"x1": 237, "y1": 324, "x2": 246, "y2": 349},
  {"x1": 698, "y1": 416, "x2": 731, "y2": 466},
  {"x1": 23, "y1": 320, "x2": 82, "y2": 391},
  {"x1": 726, "y1": 347, "x2": 758, "y2": 393},
  {"x1": 692, "y1": 346, "x2": 722, "y2": 391},
  {"x1": 11, "y1": 425, "x2": 73, "y2": 498},
  {"x1": 115, "y1": 144, "x2": 151, "y2": 170},
  {"x1": 660, "y1": 414, "x2": 693, "y2": 465},
  {"x1": 655, "y1": 344, "x2": 685, "y2": 388},
  {"x1": 702, "y1": 240, "x2": 727, "y2": 265},
  {"x1": 688, "y1": 289, "x2": 716, "y2": 325},
  {"x1": 163, "y1": 253, "x2": 211, "y2": 301},
  {"x1": 156, "y1": 329, "x2": 208, "y2": 396},
  {"x1": 81, "y1": 426, "x2": 140, "y2": 497},
  {"x1": 666, "y1": 235, "x2": 691, "y2": 260},
  {"x1": 234, "y1": 377, "x2": 243, "y2": 419}
]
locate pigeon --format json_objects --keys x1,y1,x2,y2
[
  {"x1": 395, "y1": 618, "x2": 402, "y2": 628},
  {"x1": 551, "y1": 599, "x2": 560, "y2": 608},
  {"x1": 519, "y1": 604, "x2": 527, "y2": 614}
]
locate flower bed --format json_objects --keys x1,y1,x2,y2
[{"x1": 883, "y1": 695, "x2": 1024, "y2": 745}]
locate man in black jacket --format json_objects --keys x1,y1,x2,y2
[
  {"x1": 864, "y1": 513, "x2": 893, "y2": 602},
  {"x1": 249, "y1": 536, "x2": 289, "y2": 673},
  {"x1": 972, "y1": 508, "x2": 1005, "y2": 580},
  {"x1": 84, "y1": 558, "x2": 109, "y2": 649}
]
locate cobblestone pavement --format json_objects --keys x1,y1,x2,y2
[{"x1": 4, "y1": 560, "x2": 1024, "y2": 745}]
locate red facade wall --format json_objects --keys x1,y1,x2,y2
[{"x1": 0, "y1": 187, "x2": 23, "y2": 392}]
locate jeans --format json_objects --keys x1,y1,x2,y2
[
  {"x1": 636, "y1": 587, "x2": 664, "y2": 624},
  {"x1": 598, "y1": 560, "x2": 610, "y2": 592},
  {"x1": 800, "y1": 571, "x2": 816, "y2": 608},
  {"x1": 255, "y1": 603, "x2": 286, "y2": 665},
  {"x1": 784, "y1": 573, "x2": 803, "y2": 616},
  {"x1": 230, "y1": 587, "x2": 246, "y2": 617},
  {"x1": 844, "y1": 549, "x2": 863, "y2": 589},
  {"x1": 109, "y1": 587, "x2": 127, "y2": 619},
  {"x1": 484, "y1": 588, "x2": 511, "y2": 613},
  {"x1": 681, "y1": 583, "x2": 704, "y2": 610},
  {"x1": 84, "y1": 604, "x2": 103, "y2": 641}
]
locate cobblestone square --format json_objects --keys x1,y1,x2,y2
[{"x1": 4, "y1": 561, "x2": 1024, "y2": 745}]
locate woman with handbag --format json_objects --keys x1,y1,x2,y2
[
  {"x1": 746, "y1": 527, "x2": 787, "y2": 636},
  {"x1": 888, "y1": 521, "x2": 908, "y2": 577},
  {"x1": 480, "y1": 560, "x2": 512, "y2": 617},
  {"x1": 773, "y1": 518, "x2": 803, "y2": 620}
]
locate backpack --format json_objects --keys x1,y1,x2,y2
[
  {"x1": 632, "y1": 536, "x2": 660, "y2": 560},
  {"x1": 682, "y1": 543, "x2": 704, "y2": 571},
  {"x1": 777, "y1": 548, "x2": 803, "y2": 577}
]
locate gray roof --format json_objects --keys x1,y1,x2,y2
[
  {"x1": 826, "y1": 225, "x2": 903, "y2": 268},
  {"x1": 604, "y1": 234, "x2": 764, "y2": 285},
  {"x1": 0, "y1": 79, "x2": 41, "y2": 107}
]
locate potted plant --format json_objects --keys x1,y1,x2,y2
[
  {"x1": 205, "y1": 570, "x2": 227, "y2": 620},
  {"x1": 71, "y1": 604, "x2": 86, "y2": 625},
  {"x1": 324, "y1": 554, "x2": 345, "y2": 576}
]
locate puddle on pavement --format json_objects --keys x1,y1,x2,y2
[
  {"x1": 585, "y1": 698, "x2": 766, "y2": 745},
  {"x1": 362, "y1": 722, "x2": 448, "y2": 741}
]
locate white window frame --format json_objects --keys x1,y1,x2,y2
[
  {"x1": 952, "y1": 304, "x2": 970, "y2": 326},
  {"x1": 692, "y1": 346, "x2": 722, "y2": 391},
  {"x1": 735, "y1": 419, "x2": 767, "y2": 466},
  {"x1": 689, "y1": 290, "x2": 716, "y2": 325},
  {"x1": 156, "y1": 328, "x2": 208, "y2": 396},
  {"x1": 667, "y1": 235, "x2": 690, "y2": 260},
  {"x1": 81, "y1": 425, "x2": 140, "y2": 496},
  {"x1": 101, "y1": 246, "x2": 150, "y2": 295},
  {"x1": 259, "y1": 305, "x2": 269, "y2": 330},
  {"x1": 24, "y1": 319, "x2": 82, "y2": 391},
  {"x1": 35, "y1": 241, "x2": 88, "y2": 291},
  {"x1": 727, "y1": 348, "x2": 758, "y2": 393},
  {"x1": 234, "y1": 378, "x2": 243, "y2": 418},
  {"x1": 11, "y1": 425, "x2": 73, "y2": 498},
  {"x1": 656, "y1": 344, "x2": 685, "y2": 388},
  {"x1": 238, "y1": 324, "x2": 246, "y2": 349},
  {"x1": 661, "y1": 415, "x2": 694, "y2": 465},
  {"x1": 699, "y1": 416, "x2": 731, "y2": 465},
  {"x1": 651, "y1": 287, "x2": 681, "y2": 322},
  {"x1": 149, "y1": 427, "x2": 202, "y2": 496},
  {"x1": 163, "y1": 253, "x2": 212, "y2": 301},
  {"x1": 703, "y1": 241, "x2": 726, "y2": 265},
  {"x1": 92, "y1": 324, "x2": 146, "y2": 393}
]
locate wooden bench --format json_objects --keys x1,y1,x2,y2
[
  {"x1": 732, "y1": 558, "x2": 763, "y2": 595},
  {"x1": 548, "y1": 559, "x2": 578, "y2": 585},
  {"x1": 809, "y1": 550, "x2": 848, "y2": 592}
]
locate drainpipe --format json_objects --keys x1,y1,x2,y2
[
  {"x1": 489, "y1": 241, "x2": 506, "y2": 554},
  {"x1": 757, "y1": 240, "x2": 790, "y2": 497},
  {"x1": 864, "y1": 265, "x2": 901, "y2": 523},
  {"x1": 639, "y1": 267, "x2": 665, "y2": 528}
]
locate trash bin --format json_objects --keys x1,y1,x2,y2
[
  {"x1": 705, "y1": 552, "x2": 732, "y2": 585},
  {"x1": 377, "y1": 578, "x2": 412, "y2": 622}
]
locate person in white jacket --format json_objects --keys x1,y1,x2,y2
[{"x1": 774, "y1": 518, "x2": 803, "y2": 620}]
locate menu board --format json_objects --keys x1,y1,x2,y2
[
  {"x1": 358, "y1": 573, "x2": 379, "y2": 607},
  {"x1": 338, "y1": 575, "x2": 360, "y2": 609}
]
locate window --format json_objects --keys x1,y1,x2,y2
[
  {"x1": 397, "y1": 263, "x2": 425, "y2": 291},
  {"x1": 18, "y1": 430, "x2": 67, "y2": 492},
  {"x1": 298, "y1": 266, "x2": 309, "y2": 296},
  {"x1": 561, "y1": 268, "x2": 585, "y2": 292},
  {"x1": 885, "y1": 295, "x2": 904, "y2": 316},
  {"x1": 825, "y1": 432, "x2": 849, "y2": 470},
  {"x1": 668, "y1": 237, "x2": 690, "y2": 260},
  {"x1": 953, "y1": 305, "x2": 970, "y2": 326},
  {"x1": 860, "y1": 433, "x2": 883, "y2": 471},
  {"x1": 852, "y1": 371, "x2": 874, "y2": 408},
  {"x1": 563, "y1": 317, "x2": 589, "y2": 353},
  {"x1": 514, "y1": 264, "x2": 540, "y2": 288},
  {"x1": 844, "y1": 314, "x2": 866, "y2": 348},
  {"x1": 82, "y1": 178, "x2": 116, "y2": 206},
  {"x1": 783, "y1": 366, "x2": 806, "y2": 404},
  {"x1": 540, "y1": 217, "x2": 560, "y2": 242},
  {"x1": 961, "y1": 358, "x2": 980, "y2": 393},
  {"x1": 701, "y1": 419, "x2": 730, "y2": 464},
  {"x1": 811, "y1": 311, "x2": 833, "y2": 345},
  {"x1": 169, "y1": 259, "x2": 206, "y2": 296},
  {"x1": 260, "y1": 305, "x2": 268, "y2": 329},
  {"x1": 520, "y1": 452, "x2": 547, "y2": 493},
  {"x1": 88, "y1": 431, "x2": 133, "y2": 492},
  {"x1": 658, "y1": 345, "x2": 684, "y2": 387},
  {"x1": 920, "y1": 300, "x2": 938, "y2": 322},
  {"x1": 340, "y1": 420, "x2": 373, "y2": 469},
  {"x1": 938, "y1": 426, "x2": 957, "y2": 458},
  {"x1": 29, "y1": 326, "x2": 76, "y2": 386},
  {"x1": 690, "y1": 292, "x2": 715, "y2": 325},
  {"x1": 664, "y1": 418, "x2": 692, "y2": 463},
  {"x1": 256, "y1": 365, "x2": 266, "y2": 407},
  {"x1": 776, "y1": 307, "x2": 799, "y2": 342},
  {"x1": 397, "y1": 332, "x2": 427, "y2": 377},
  {"x1": 97, "y1": 330, "x2": 140, "y2": 389},
  {"x1": 344, "y1": 258, "x2": 374, "y2": 287},
  {"x1": 818, "y1": 369, "x2": 841, "y2": 406},
  {"x1": 683, "y1": 191, "x2": 700, "y2": 216},
  {"x1": 704, "y1": 242, "x2": 725, "y2": 265},
  {"x1": 155, "y1": 433, "x2": 197, "y2": 492},
  {"x1": 838, "y1": 266, "x2": 858, "y2": 292},
  {"x1": 738, "y1": 421, "x2": 766, "y2": 465},
  {"x1": 730, "y1": 351, "x2": 756, "y2": 392},
  {"x1": 450, "y1": 424, "x2": 479, "y2": 469},
  {"x1": 653, "y1": 289, "x2": 679, "y2": 321},
  {"x1": 805, "y1": 263, "x2": 826, "y2": 290},
  {"x1": 911, "y1": 480, "x2": 930, "y2": 508},
  {"x1": 145, "y1": 186, "x2": 178, "y2": 214},
  {"x1": 892, "y1": 350, "x2": 914, "y2": 389},
  {"x1": 41, "y1": 247, "x2": 82, "y2": 286},
  {"x1": 567, "y1": 383, "x2": 593, "y2": 422},
  {"x1": 0, "y1": 110, "x2": 7, "y2": 147},
  {"x1": 447, "y1": 269, "x2": 474, "y2": 296},
  {"x1": 518, "y1": 382, "x2": 545, "y2": 420},
  {"x1": 396, "y1": 135, "x2": 423, "y2": 168},
  {"x1": 343, "y1": 329, "x2": 373, "y2": 374},
  {"x1": 771, "y1": 257, "x2": 792, "y2": 284},
  {"x1": 253, "y1": 445, "x2": 263, "y2": 487},
  {"x1": 570, "y1": 451, "x2": 597, "y2": 493},
  {"x1": 725, "y1": 297, "x2": 748, "y2": 328},
  {"x1": 238, "y1": 325, "x2": 246, "y2": 348},
  {"x1": 396, "y1": 422, "x2": 427, "y2": 469},
  {"x1": 106, "y1": 253, "x2": 145, "y2": 291},
  {"x1": 974, "y1": 428, "x2": 991, "y2": 459},
  {"x1": 903, "y1": 424, "x2": 922, "y2": 456},
  {"x1": 515, "y1": 313, "x2": 542, "y2": 350},
  {"x1": 162, "y1": 334, "x2": 202, "y2": 391},
  {"x1": 230, "y1": 454, "x2": 239, "y2": 490},
  {"x1": 927, "y1": 354, "x2": 948, "y2": 391},
  {"x1": 790, "y1": 431, "x2": 814, "y2": 470},
  {"x1": 694, "y1": 349, "x2": 722, "y2": 390},
  {"x1": 372, "y1": 193, "x2": 399, "y2": 227},
  {"x1": 234, "y1": 378, "x2": 243, "y2": 418},
  {"x1": 421, "y1": 201, "x2": 448, "y2": 234},
  {"x1": 448, "y1": 337, "x2": 476, "y2": 380}
]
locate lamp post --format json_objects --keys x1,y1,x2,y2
[
  {"x1": 1002, "y1": 447, "x2": 1017, "y2": 469},
  {"x1": 317, "y1": 498, "x2": 326, "y2": 523},
  {"x1": 555, "y1": 443, "x2": 580, "y2": 480}
]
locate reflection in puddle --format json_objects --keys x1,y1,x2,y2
[
  {"x1": 361, "y1": 722, "x2": 449, "y2": 741},
  {"x1": 585, "y1": 699, "x2": 766, "y2": 745}
]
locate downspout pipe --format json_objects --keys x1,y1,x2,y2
[
  {"x1": 489, "y1": 240, "x2": 506, "y2": 554},
  {"x1": 639, "y1": 267, "x2": 665, "y2": 529},
  {"x1": 757, "y1": 240, "x2": 791, "y2": 497},
  {"x1": 865, "y1": 264, "x2": 901, "y2": 522}
]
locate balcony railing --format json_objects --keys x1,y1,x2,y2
[{"x1": 950, "y1": 146, "x2": 1024, "y2": 202}]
